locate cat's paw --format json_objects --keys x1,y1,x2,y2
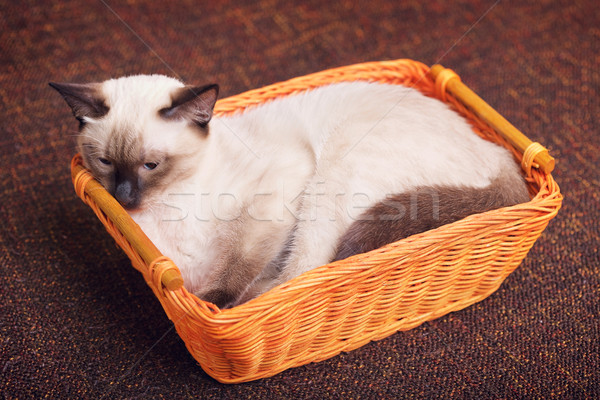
[{"x1": 196, "y1": 289, "x2": 236, "y2": 309}]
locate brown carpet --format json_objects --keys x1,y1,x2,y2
[{"x1": 1, "y1": 0, "x2": 598, "y2": 398}]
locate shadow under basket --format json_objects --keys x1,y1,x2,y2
[{"x1": 70, "y1": 59, "x2": 562, "y2": 383}]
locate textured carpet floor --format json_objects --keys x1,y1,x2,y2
[{"x1": 1, "y1": 0, "x2": 598, "y2": 398}]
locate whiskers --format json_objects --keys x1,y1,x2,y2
[{"x1": 79, "y1": 134, "x2": 108, "y2": 158}]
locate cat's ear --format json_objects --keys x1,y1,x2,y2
[
  {"x1": 160, "y1": 84, "x2": 219, "y2": 128},
  {"x1": 49, "y1": 82, "x2": 109, "y2": 123}
]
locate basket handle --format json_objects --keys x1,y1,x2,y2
[
  {"x1": 428, "y1": 64, "x2": 555, "y2": 174},
  {"x1": 71, "y1": 158, "x2": 184, "y2": 291}
]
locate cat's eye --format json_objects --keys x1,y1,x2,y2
[
  {"x1": 144, "y1": 162, "x2": 159, "y2": 170},
  {"x1": 98, "y1": 157, "x2": 111, "y2": 165}
]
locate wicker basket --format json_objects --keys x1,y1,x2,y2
[{"x1": 70, "y1": 59, "x2": 562, "y2": 383}]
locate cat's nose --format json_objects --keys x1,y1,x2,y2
[{"x1": 114, "y1": 180, "x2": 140, "y2": 210}]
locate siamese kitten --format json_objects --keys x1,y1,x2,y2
[{"x1": 50, "y1": 75, "x2": 529, "y2": 308}]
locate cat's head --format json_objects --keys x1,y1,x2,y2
[{"x1": 50, "y1": 75, "x2": 219, "y2": 211}]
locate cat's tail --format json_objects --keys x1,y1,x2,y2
[{"x1": 333, "y1": 168, "x2": 530, "y2": 261}]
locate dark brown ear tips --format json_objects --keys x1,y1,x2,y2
[
  {"x1": 49, "y1": 82, "x2": 109, "y2": 124},
  {"x1": 160, "y1": 84, "x2": 219, "y2": 127}
]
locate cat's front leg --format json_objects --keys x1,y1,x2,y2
[
  {"x1": 193, "y1": 242, "x2": 268, "y2": 308},
  {"x1": 194, "y1": 214, "x2": 294, "y2": 308},
  {"x1": 193, "y1": 245, "x2": 267, "y2": 308}
]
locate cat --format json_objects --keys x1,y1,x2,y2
[{"x1": 50, "y1": 75, "x2": 529, "y2": 308}]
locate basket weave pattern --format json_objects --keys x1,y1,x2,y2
[{"x1": 70, "y1": 59, "x2": 562, "y2": 383}]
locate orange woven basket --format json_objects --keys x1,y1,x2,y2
[{"x1": 70, "y1": 59, "x2": 562, "y2": 383}]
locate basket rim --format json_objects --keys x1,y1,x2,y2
[{"x1": 213, "y1": 59, "x2": 431, "y2": 114}]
